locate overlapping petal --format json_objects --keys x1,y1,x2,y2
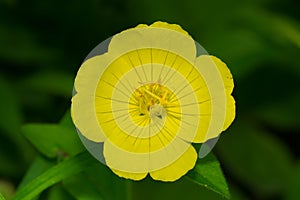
[{"x1": 71, "y1": 21, "x2": 235, "y2": 182}]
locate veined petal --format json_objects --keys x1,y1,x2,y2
[
  {"x1": 71, "y1": 94, "x2": 105, "y2": 142},
  {"x1": 108, "y1": 25, "x2": 196, "y2": 65},
  {"x1": 72, "y1": 21, "x2": 236, "y2": 182},
  {"x1": 104, "y1": 135, "x2": 191, "y2": 174},
  {"x1": 72, "y1": 55, "x2": 112, "y2": 142},
  {"x1": 205, "y1": 56, "x2": 235, "y2": 131},
  {"x1": 209, "y1": 56, "x2": 234, "y2": 94},
  {"x1": 103, "y1": 139, "x2": 149, "y2": 173},
  {"x1": 192, "y1": 55, "x2": 228, "y2": 142},
  {"x1": 150, "y1": 145, "x2": 197, "y2": 181},
  {"x1": 73, "y1": 55, "x2": 109, "y2": 95}
]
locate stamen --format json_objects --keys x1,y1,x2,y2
[{"x1": 133, "y1": 83, "x2": 171, "y2": 117}]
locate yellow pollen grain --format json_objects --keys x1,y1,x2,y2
[{"x1": 129, "y1": 83, "x2": 172, "y2": 126}]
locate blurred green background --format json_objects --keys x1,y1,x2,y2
[{"x1": 1, "y1": 0, "x2": 300, "y2": 199}]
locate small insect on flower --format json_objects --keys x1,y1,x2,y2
[{"x1": 71, "y1": 21, "x2": 235, "y2": 181}]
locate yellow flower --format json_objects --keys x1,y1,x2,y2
[{"x1": 71, "y1": 21, "x2": 235, "y2": 181}]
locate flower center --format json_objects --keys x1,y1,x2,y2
[{"x1": 129, "y1": 83, "x2": 173, "y2": 126}]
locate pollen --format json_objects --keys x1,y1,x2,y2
[{"x1": 129, "y1": 83, "x2": 174, "y2": 126}]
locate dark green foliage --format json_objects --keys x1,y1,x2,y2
[{"x1": 0, "y1": 0, "x2": 299, "y2": 199}]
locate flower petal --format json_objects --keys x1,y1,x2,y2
[
  {"x1": 223, "y1": 95, "x2": 236, "y2": 131},
  {"x1": 108, "y1": 24, "x2": 196, "y2": 65},
  {"x1": 149, "y1": 21, "x2": 190, "y2": 36},
  {"x1": 191, "y1": 55, "x2": 228, "y2": 142},
  {"x1": 71, "y1": 55, "x2": 111, "y2": 142},
  {"x1": 207, "y1": 56, "x2": 235, "y2": 131},
  {"x1": 72, "y1": 21, "x2": 236, "y2": 182},
  {"x1": 104, "y1": 134, "x2": 192, "y2": 174},
  {"x1": 111, "y1": 168, "x2": 147, "y2": 181},
  {"x1": 135, "y1": 21, "x2": 189, "y2": 37},
  {"x1": 150, "y1": 145, "x2": 197, "y2": 181},
  {"x1": 71, "y1": 94, "x2": 105, "y2": 142},
  {"x1": 73, "y1": 55, "x2": 109, "y2": 95},
  {"x1": 209, "y1": 56, "x2": 234, "y2": 94}
]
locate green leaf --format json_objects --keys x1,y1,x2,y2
[
  {"x1": 22, "y1": 124, "x2": 84, "y2": 158},
  {"x1": 216, "y1": 120, "x2": 293, "y2": 197},
  {"x1": 63, "y1": 172, "x2": 105, "y2": 200},
  {"x1": 17, "y1": 156, "x2": 55, "y2": 190},
  {"x1": 47, "y1": 184, "x2": 75, "y2": 200},
  {"x1": 63, "y1": 161, "x2": 132, "y2": 200},
  {"x1": 186, "y1": 153, "x2": 230, "y2": 199},
  {"x1": 13, "y1": 152, "x2": 98, "y2": 200},
  {"x1": 131, "y1": 176, "x2": 225, "y2": 200},
  {"x1": 0, "y1": 192, "x2": 5, "y2": 200}
]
